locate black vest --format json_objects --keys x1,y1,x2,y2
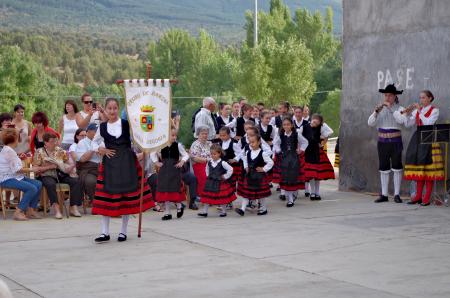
[
  {"x1": 236, "y1": 117, "x2": 255, "y2": 137},
  {"x1": 207, "y1": 160, "x2": 226, "y2": 180},
  {"x1": 259, "y1": 124, "x2": 273, "y2": 142},
  {"x1": 216, "y1": 115, "x2": 233, "y2": 130},
  {"x1": 240, "y1": 137, "x2": 249, "y2": 152},
  {"x1": 247, "y1": 149, "x2": 266, "y2": 169},
  {"x1": 275, "y1": 115, "x2": 283, "y2": 128},
  {"x1": 280, "y1": 132, "x2": 298, "y2": 152},
  {"x1": 160, "y1": 142, "x2": 180, "y2": 161},
  {"x1": 220, "y1": 140, "x2": 237, "y2": 161}
]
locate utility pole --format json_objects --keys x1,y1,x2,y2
[{"x1": 254, "y1": 0, "x2": 258, "y2": 47}]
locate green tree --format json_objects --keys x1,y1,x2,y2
[
  {"x1": 0, "y1": 45, "x2": 64, "y2": 127},
  {"x1": 318, "y1": 89, "x2": 341, "y2": 134}
]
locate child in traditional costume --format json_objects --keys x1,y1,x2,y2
[
  {"x1": 273, "y1": 117, "x2": 309, "y2": 207},
  {"x1": 93, "y1": 98, "x2": 154, "y2": 243},
  {"x1": 198, "y1": 144, "x2": 236, "y2": 217},
  {"x1": 151, "y1": 128, "x2": 189, "y2": 220},
  {"x1": 304, "y1": 114, "x2": 335, "y2": 201},
  {"x1": 236, "y1": 134, "x2": 274, "y2": 216}
]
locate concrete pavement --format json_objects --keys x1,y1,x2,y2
[{"x1": 1, "y1": 179, "x2": 450, "y2": 298}]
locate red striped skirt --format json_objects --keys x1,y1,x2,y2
[
  {"x1": 272, "y1": 153, "x2": 305, "y2": 190},
  {"x1": 92, "y1": 161, "x2": 154, "y2": 217},
  {"x1": 155, "y1": 183, "x2": 186, "y2": 203},
  {"x1": 237, "y1": 173, "x2": 272, "y2": 200},
  {"x1": 200, "y1": 181, "x2": 237, "y2": 205},
  {"x1": 229, "y1": 162, "x2": 242, "y2": 186},
  {"x1": 192, "y1": 162, "x2": 207, "y2": 197},
  {"x1": 304, "y1": 149, "x2": 335, "y2": 181}
]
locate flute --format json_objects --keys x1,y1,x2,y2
[
  {"x1": 400, "y1": 103, "x2": 419, "y2": 114},
  {"x1": 375, "y1": 103, "x2": 388, "y2": 113}
]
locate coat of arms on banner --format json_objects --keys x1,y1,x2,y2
[
  {"x1": 140, "y1": 105, "x2": 155, "y2": 132},
  {"x1": 124, "y1": 79, "x2": 171, "y2": 152}
]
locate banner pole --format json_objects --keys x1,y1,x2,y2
[
  {"x1": 138, "y1": 153, "x2": 145, "y2": 238},
  {"x1": 138, "y1": 65, "x2": 151, "y2": 238}
]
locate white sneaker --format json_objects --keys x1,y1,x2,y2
[{"x1": 70, "y1": 207, "x2": 81, "y2": 217}]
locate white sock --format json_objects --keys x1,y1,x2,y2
[
  {"x1": 202, "y1": 204, "x2": 209, "y2": 214},
  {"x1": 121, "y1": 215, "x2": 129, "y2": 235},
  {"x1": 164, "y1": 201, "x2": 171, "y2": 215},
  {"x1": 101, "y1": 216, "x2": 110, "y2": 235},
  {"x1": 315, "y1": 180, "x2": 321, "y2": 196},
  {"x1": 286, "y1": 191, "x2": 294, "y2": 203},
  {"x1": 380, "y1": 171, "x2": 390, "y2": 196},
  {"x1": 241, "y1": 198, "x2": 249, "y2": 211},
  {"x1": 281, "y1": 189, "x2": 286, "y2": 195},
  {"x1": 259, "y1": 198, "x2": 267, "y2": 211},
  {"x1": 176, "y1": 203, "x2": 182, "y2": 210},
  {"x1": 220, "y1": 204, "x2": 226, "y2": 215},
  {"x1": 393, "y1": 170, "x2": 402, "y2": 196},
  {"x1": 309, "y1": 180, "x2": 316, "y2": 196},
  {"x1": 305, "y1": 182, "x2": 310, "y2": 193}
]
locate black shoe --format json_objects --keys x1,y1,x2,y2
[
  {"x1": 407, "y1": 199, "x2": 422, "y2": 205},
  {"x1": 226, "y1": 203, "x2": 233, "y2": 210},
  {"x1": 247, "y1": 201, "x2": 256, "y2": 209},
  {"x1": 162, "y1": 214, "x2": 172, "y2": 221},
  {"x1": 269, "y1": 183, "x2": 273, "y2": 188},
  {"x1": 94, "y1": 234, "x2": 110, "y2": 243},
  {"x1": 394, "y1": 195, "x2": 403, "y2": 203},
  {"x1": 310, "y1": 194, "x2": 317, "y2": 201},
  {"x1": 177, "y1": 206, "x2": 184, "y2": 218},
  {"x1": 286, "y1": 202, "x2": 294, "y2": 208},
  {"x1": 279, "y1": 195, "x2": 286, "y2": 201},
  {"x1": 420, "y1": 202, "x2": 431, "y2": 206},
  {"x1": 374, "y1": 195, "x2": 389, "y2": 203},
  {"x1": 276, "y1": 187, "x2": 281, "y2": 192},
  {"x1": 197, "y1": 213, "x2": 208, "y2": 217},
  {"x1": 117, "y1": 233, "x2": 127, "y2": 242},
  {"x1": 305, "y1": 192, "x2": 310, "y2": 198},
  {"x1": 189, "y1": 202, "x2": 198, "y2": 210},
  {"x1": 219, "y1": 213, "x2": 227, "y2": 217},
  {"x1": 257, "y1": 210, "x2": 268, "y2": 216},
  {"x1": 235, "y1": 208, "x2": 245, "y2": 216},
  {"x1": 315, "y1": 196, "x2": 322, "y2": 201}
]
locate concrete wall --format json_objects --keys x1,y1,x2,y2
[{"x1": 340, "y1": 0, "x2": 450, "y2": 193}]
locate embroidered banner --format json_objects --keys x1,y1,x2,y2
[{"x1": 124, "y1": 79, "x2": 172, "y2": 152}]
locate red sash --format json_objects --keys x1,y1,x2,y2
[{"x1": 415, "y1": 106, "x2": 434, "y2": 126}]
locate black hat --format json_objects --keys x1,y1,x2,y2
[{"x1": 379, "y1": 84, "x2": 403, "y2": 95}]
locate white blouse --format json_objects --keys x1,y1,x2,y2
[
  {"x1": 273, "y1": 131, "x2": 309, "y2": 154},
  {"x1": 150, "y1": 143, "x2": 190, "y2": 163},
  {"x1": 242, "y1": 148, "x2": 274, "y2": 173},
  {"x1": 220, "y1": 139, "x2": 241, "y2": 159},
  {"x1": 205, "y1": 159, "x2": 233, "y2": 180},
  {"x1": 321, "y1": 123, "x2": 334, "y2": 138},
  {"x1": 395, "y1": 105, "x2": 439, "y2": 128},
  {"x1": 0, "y1": 145, "x2": 24, "y2": 183},
  {"x1": 107, "y1": 119, "x2": 122, "y2": 138}
]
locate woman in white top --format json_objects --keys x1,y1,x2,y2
[
  {"x1": 395, "y1": 90, "x2": 444, "y2": 206},
  {"x1": 0, "y1": 129, "x2": 44, "y2": 221},
  {"x1": 12, "y1": 104, "x2": 32, "y2": 157},
  {"x1": 75, "y1": 93, "x2": 107, "y2": 129},
  {"x1": 58, "y1": 100, "x2": 79, "y2": 150}
]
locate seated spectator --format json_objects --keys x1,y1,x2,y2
[
  {"x1": 30, "y1": 112, "x2": 60, "y2": 156},
  {"x1": 33, "y1": 132, "x2": 82, "y2": 219},
  {"x1": 0, "y1": 128, "x2": 43, "y2": 221},
  {"x1": 68, "y1": 128, "x2": 87, "y2": 178},
  {"x1": 75, "y1": 123, "x2": 101, "y2": 202}
]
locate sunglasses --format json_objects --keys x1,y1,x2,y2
[{"x1": 83, "y1": 101, "x2": 93, "y2": 104}]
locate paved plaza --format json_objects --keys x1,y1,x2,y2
[{"x1": 1, "y1": 178, "x2": 450, "y2": 298}]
